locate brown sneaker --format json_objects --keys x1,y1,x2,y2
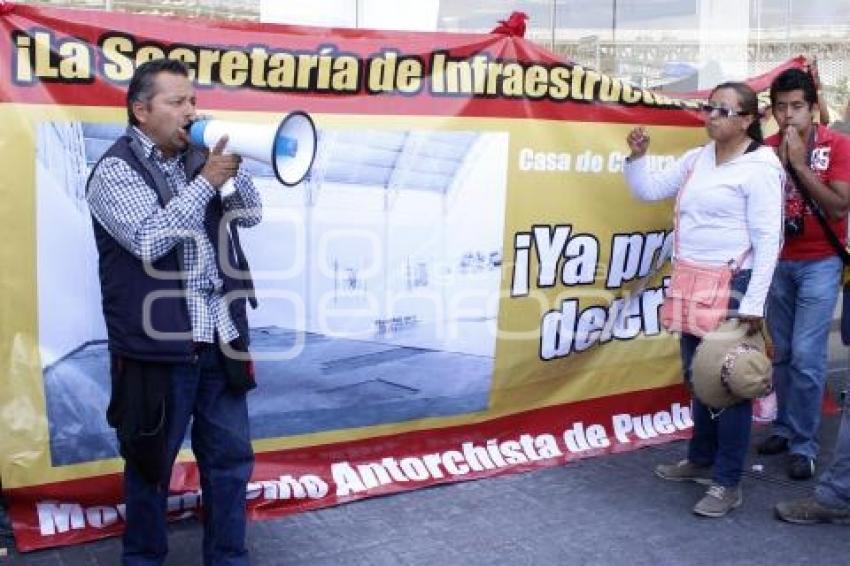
[
  {"x1": 654, "y1": 459, "x2": 712, "y2": 485},
  {"x1": 775, "y1": 497, "x2": 850, "y2": 525},
  {"x1": 693, "y1": 484, "x2": 742, "y2": 517}
]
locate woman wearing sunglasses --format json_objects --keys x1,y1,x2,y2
[{"x1": 623, "y1": 82, "x2": 784, "y2": 517}]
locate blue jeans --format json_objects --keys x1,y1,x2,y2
[
  {"x1": 680, "y1": 269, "x2": 753, "y2": 488},
  {"x1": 815, "y1": 394, "x2": 850, "y2": 509},
  {"x1": 767, "y1": 256, "x2": 842, "y2": 459},
  {"x1": 122, "y1": 346, "x2": 254, "y2": 566}
]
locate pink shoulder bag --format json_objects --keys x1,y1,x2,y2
[{"x1": 659, "y1": 153, "x2": 750, "y2": 337}]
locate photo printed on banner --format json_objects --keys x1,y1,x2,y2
[{"x1": 35, "y1": 120, "x2": 509, "y2": 465}]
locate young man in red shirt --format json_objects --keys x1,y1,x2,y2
[{"x1": 758, "y1": 68, "x2": 850, "y2": 480}]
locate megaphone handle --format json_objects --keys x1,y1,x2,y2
[{"x1": 220, "y1": 178, "x2": 237, "y2": 198}]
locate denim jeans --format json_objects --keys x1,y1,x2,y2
[
  {"x1": 680, "y1": 269, "x2": 753, "y2": 488},
  {"x1": 767, "y1": 256, "x2": 842, "y2": 459},
  {"x1": 815, "y1": 394, "x2": 850, "y2": 509},
  {"x1": 122, "y1": 346, "x2": 254, "y2": 566}
]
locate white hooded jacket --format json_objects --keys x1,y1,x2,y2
[{"x1": 624, "y1": 142, "x2": 784, "y2": 317}]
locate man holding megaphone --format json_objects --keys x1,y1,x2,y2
[{"x1": 86, "y1": 58, "x2": 260, "y2": 566}]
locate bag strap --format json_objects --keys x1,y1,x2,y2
[
  {"x1": 672, "y1": 145, "x2": 752, "y2": 270},
  {"x1": 784, "y1": 128, "x2": 850, "y2": 265},
  {"x1": 672, "y1": 149, "x2": 700, "y2": 260},
  {"x1": 228, "y1": 220, "x2": 258, "y2": 309}
]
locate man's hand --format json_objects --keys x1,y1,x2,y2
[
  {"x1": 783, "y1": 126, "x2": 807, "y2": 170},
  {"x1": 626, "y1": 126, "x2": 650, "y2": 160},
  {"x1": 200, "y1": 135, "x2": 242, "y2": 190}
]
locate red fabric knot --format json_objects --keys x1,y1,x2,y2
[
  {"x1": 490, "y1": 11, "x2": 528, "y2": 37},
  {"x1": 0, "y1": 1, "x2": 16, "y2": 16}
]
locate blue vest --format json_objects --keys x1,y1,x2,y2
[{"x1": 89, "y1": 130, "x2": 251, "y2": 362}]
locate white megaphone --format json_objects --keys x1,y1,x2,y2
[{"x1": 189, "y1": 111, "x2": 317, "y2": 196}]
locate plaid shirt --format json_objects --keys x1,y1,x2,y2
[{"x1": 87, "y1": 127, "x2": 262, "y2": 343}]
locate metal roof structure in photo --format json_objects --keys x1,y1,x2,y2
[{"x1": 81, "y1": 123, "x2": 479, "y2": 194}]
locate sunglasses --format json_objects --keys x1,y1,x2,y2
[{"x1": 700, "y1": 103, "x2": 750, "y2": 118}]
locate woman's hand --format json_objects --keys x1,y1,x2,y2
[
  {"x1": 626, "y1": 126, "x2": 650, "y2": 160},
  {"x1": 738, "y1": 314, "x2": 764, "y2": 337}
]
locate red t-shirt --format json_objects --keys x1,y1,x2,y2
[{"x1": 765, "y1": 124, "x2": 850, "y2": 260}]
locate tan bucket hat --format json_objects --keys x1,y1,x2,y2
[{"x1": 690, "y1": 320, "x2": 772, "y2": 409}]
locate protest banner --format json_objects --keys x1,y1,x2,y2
[{"x1": 0, "y1": 3, "x2": 800, "y2": 550}]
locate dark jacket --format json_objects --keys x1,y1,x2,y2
[{"x1": 88, "y1": 129, "x2": 252, "y2": 363}]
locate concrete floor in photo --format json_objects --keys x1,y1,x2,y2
[{"x1": 42, "y1": 327, "x2": 493, "y2": 466}]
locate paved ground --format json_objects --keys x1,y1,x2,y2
[
  {"x1": 9, "y1": 331, "x2": 848, "y2": 563},
  {"x1": 3, "y1": 412, "x2": 850, "y2": 565}
]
